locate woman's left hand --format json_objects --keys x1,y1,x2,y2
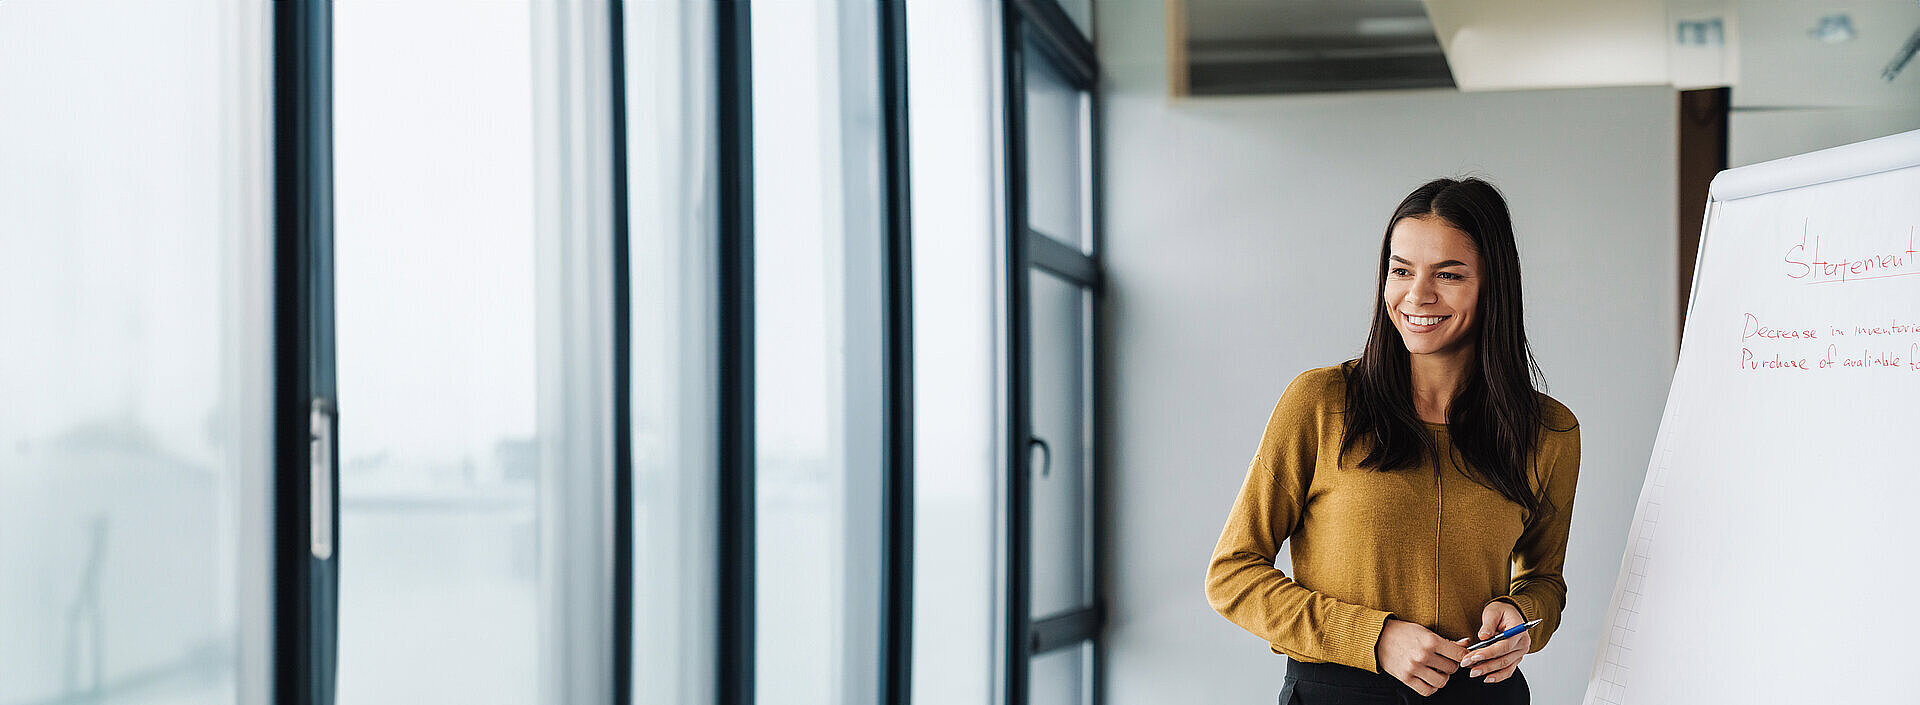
[{"x1": 1460, "y1": 600, "x2": 1529, "y2": 683}]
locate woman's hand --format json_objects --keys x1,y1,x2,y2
[
  {"x1": 1461, "y1": 600, "x2": 1530, "y2": 684},
  {"x1": 1374, "y1": 618, "x2": 1468, "y2": 696}
]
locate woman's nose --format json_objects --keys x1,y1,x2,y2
[{"x1": 1405, "y1": 277, "x2": 1436, "y2": 304}]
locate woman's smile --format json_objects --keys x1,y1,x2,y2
[{"x1": 1400, "y1": 312, "x2": 1451, "y2": 331}]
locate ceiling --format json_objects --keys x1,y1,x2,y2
[{"x1": 1177, "y1": 0, "x2": 1920, "y2": 107}]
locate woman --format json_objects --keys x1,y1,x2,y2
[{"x1": 1204, "y1": 177, "x2": 1581, "y2": 704}]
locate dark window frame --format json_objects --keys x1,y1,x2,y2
[
  {"x1": 716, "y1": 2, "x2": 756, "y2": 704},
  {"x1": 879, "y1": 1, "x2": 918, "y2": 704},
  {"x1": 608, "y1": 1, "x2": 637, "y2": 702},
  {"x1": 1001, "y1": 2, "x2": 1106, "y2": 705},
  {"x1": 271, "y1": 2, "x2": 338, "y2": 705},
  {"x1": 714, "y1": 2, "x2": 918, "y2": 705}
]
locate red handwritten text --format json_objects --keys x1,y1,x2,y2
[
  {"x1": 1742, "y1": 313, "x2": 1816, "y2": 341},
  {"x1": 1783, "y1": 221, "x2": 1920, "y2": 284},
  {"x1": 1741, "y1": 348, "x2": 1809, "y2": 371}
]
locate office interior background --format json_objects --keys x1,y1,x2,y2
[{"x1": 1, "y1": 1, "x2": 1914, "y2": 704}]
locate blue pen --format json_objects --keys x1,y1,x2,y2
[{"x1": 1466, "y1": 618, "x2": 1543, "y2": 651}]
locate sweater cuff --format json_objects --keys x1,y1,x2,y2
[
  {"x1": 1492, "y1": 594, "x2": 1537, "y2": 623},
  {"x1": 1326, "y1": 605, "x2": 1394, "y2": 674}
]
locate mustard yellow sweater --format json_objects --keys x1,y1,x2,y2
[{"x1": 1205, "y1": 365, "x2": 1581, "y2": 674}]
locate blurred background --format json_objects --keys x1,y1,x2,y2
[{"x1": 0, "y1": 1, "x2": 1913, "y2": 705}]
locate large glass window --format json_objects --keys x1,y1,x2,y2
[
  {"x1": 332, "y1": 2, "x2": 542, "y2": 701},
  {"x1": 0, "y1": 2, "x2": 273, "y2": 704},
  {"x1": 627, "y1": 2, "x2": 720, "y2": 704},
  {"x1": 333, "y1": 2, "x2": 617, "y2": 702},
  {"x1": 907, "y1": 1, "x2": 1001, "y2": 704},
  {"x1": 3, "y1": 4, "x2": 1097, "y2": 704},
  {"x1": 752, "y1": 1, "x2": 887, "y2": 703}
]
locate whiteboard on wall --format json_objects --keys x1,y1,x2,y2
[{"x1": 1584, "y1": 129, "x2": 1920, "y2": 704}]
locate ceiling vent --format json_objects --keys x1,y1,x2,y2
[{"x1": 1173, "y1": 0, "x2": 1454, "y2": 95}]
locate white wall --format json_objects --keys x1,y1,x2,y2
[
  {"x1": 1730, "y1": 107, "x2": 1920, "y2": 168},
  {"x1": 1096, "y1": 4, "x2": 1679, "y2": 705}
]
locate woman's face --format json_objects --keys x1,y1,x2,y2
[{"x1": 1382, "y1": 215, "x2": 1482, "y2": 359}]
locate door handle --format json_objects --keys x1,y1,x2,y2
[
  {"x1": 310, "y1": 397, "x2": 334, "y2": 560},
  {"x1": 1029, "y1": 436, "x2": 1052, "y2": 478}
]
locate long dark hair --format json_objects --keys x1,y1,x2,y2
[{"x1": 1339, "y1": 177, "x2": 1554, "y2": 518}]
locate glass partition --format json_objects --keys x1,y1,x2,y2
[{"x1": 0, "y1": 2, "x2": 273, "y2": 704}]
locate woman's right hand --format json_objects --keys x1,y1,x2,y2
[{"x1": 1373, "y1": 618, "x2": 1469, "y2": 696}]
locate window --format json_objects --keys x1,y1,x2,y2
[
  {"x1": 625, "y1": 2, "x2": 721, "y2": 704},
  {"x1": 0, "y1": 3, "x2": 1085, "y2": 703},
  {"x1": 0, "y1": 2, "x2": 273, "y2": 703},
  {"x1": 1007, "y1": 5, "x2": 1105, "y2": 705},
  {"x1": 751, "y1": 2, "x2": 889, "y2": 703},
  {"x1": 332, "y1": 1, "x2": 542, "y2": 700},
  {"x1": 333, "y1": 2, "x2": 617, "y2": 702},
  {"x1": 907, "y1": 2, "x2": 1001, "y2": 704}
]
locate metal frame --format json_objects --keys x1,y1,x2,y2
[
  {"x1": 607, "y1": 1, "x2": 635, "y2": 702},
  {"x1": 1002, "y1": 1, "x2": 1105, "y2": 704},
  {"x1": 271, "y1": 2, "x2": 337, "y2": 705},
  {"x1": 1000, "y1": 11, "x2": 1036, "y2": 704},
  {"x1": 1085, "y1": 22, "x2": 1109, "y2": 705},
  {"x1": 1029, "y1": 605, "x2": 1101, "y2": 654},
  {"x1": 1027, "y1": 229, "x2": 1100, "y2": 287},
  {"x1": 716, "y1": 2, "x2": 756, "y2": 704},
  {"x1": 1011, "y1": 0, "x2": 1096, "y2": 88},
  {"x1": 878, "y1": 1, "x2": 917, "y2": 704}
]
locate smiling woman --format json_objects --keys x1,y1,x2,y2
[
  {"x1": 1205, "y1": 177, "x2": 1582, "y2": 705},
  {"x1": 1383, "y1": 216, "x2": 1483, "y2": 363}
]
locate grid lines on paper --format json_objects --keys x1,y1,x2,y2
[{"x1": 1589, "y1": 391, "x2": 1690, "y2": 705}]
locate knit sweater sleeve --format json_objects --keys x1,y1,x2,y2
[
  {"x1": 1205, "y1": 369, "x2": 1395, "y2": 672},
  {"x1": 1492, "y1": 409, "x2": 1582, "y2": 652}
]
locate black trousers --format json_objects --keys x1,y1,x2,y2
[{"x1": 1279, "y1": 657, "x2": 1528, "y2": 705}]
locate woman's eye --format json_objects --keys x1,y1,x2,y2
[
  {"x1": 1389, "y1": 268, "x2": 1410, "y2": 276},
  {"x1": 1438, "y1": 271, "x2": 1462, "y2": 280}
]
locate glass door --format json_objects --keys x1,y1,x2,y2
[{"x1": 1007, "y1": 4, "x2": 1104, "y2": 705}]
